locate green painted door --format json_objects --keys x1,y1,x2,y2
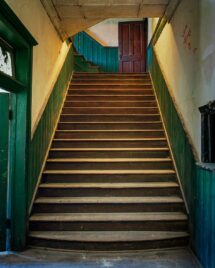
[{"x1": 0, "y1": 92, "x2": 9, "y2": 251}]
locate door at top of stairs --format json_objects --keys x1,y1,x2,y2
[{"x1": 119, "y1": 20, "x2": 147, "y2": 73}]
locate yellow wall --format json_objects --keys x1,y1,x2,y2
[
  {"x1": 151, "y1": 0, "x2": 215, "y2": 160},
  {"x1": 5, "y1": 0, "x2": 71, "y2": 134}
]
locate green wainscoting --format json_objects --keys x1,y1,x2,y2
[
  {"x1": 74, "y1": 32, "x2": 119, "y2": 73},
  {"x1": 28, "y1": 46, "x2": 74, "y2": 210},
  {"x1": 148, "y1": 46, "x2": 215, "y2": 268}
]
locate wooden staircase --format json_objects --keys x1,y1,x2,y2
[{"x1": 28, "y1": 72, "x2": 189, "y2": 251}]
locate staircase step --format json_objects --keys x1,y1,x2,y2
[
  {"x1": 71, "y1": 80, "x2": 152, "y2": 84},
  {"x1": 62, "y1": 107, "x2": 158, "y2": 114},
  {"x1": 69, "y1": 89, "x2": 153, "y2": 95},
  {"x1": 45, "y1": 158, "x2": 173, "y2": 170},
  {"x1": 73, "y1": 73, "x2": 149, "y2": 78},
  {"x1": 38, "y1": 182, "x2": 180, "y2": 197},
  {"x1": 52, "y1": 138, "x2": 167, "y2": 148},
  {"x1": 57, "y1": 121, "x2": 162, "y2": 130},
  {"x1": 33, "y1": 196, "x2": 185, "y2": 213},
  {"x1": 54, "y1": 130, "x2": 165, "y2": 139},
  {"x1": 70, "y1": 84, "x2": 152, "y2": 89},
  {"x1": 29, "y1": 212, "x2": 188, "y2": 232},
  {"x1": 64, "y1": 101, "x2": 157, "y2": 108},
  {"x1": 49, "y1": 147, "x2": 170, "y2": 158},
  {"x1": 60, "y1": 114, "x2": 160, "y2": 122},
  {"x1": 42, "y1": 170, "x2": 177, "y2": 183},
  {"x1": 28, "y1": 230, "x2": 189, "y2": 251},
  {"x1": 66, "y1": 95, "x2": 156, "y2": 101}
]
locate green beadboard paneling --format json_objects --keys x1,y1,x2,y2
[
  {"x1": 148, "y1": 45, "x2": 215, "y2": 268},
  {"x1": 74, "y1": 32, "x2": 119, "y2": 73},
  {"x1": 28, "y1": 46, "x2": 74, "y2": 209}
]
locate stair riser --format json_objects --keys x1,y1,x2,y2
[
  {"x1": 33, "y1": 203, "x2": 186, "y2": 213},
  {"x1": 70, "y1": 85, "x2": 152, "y2": 89},
  {"x1": 57, "y1": 122, "x2": 163, "y2": 130},
  {"x1": 28, "y1": 236, "x2": 189, "y2": 251},
  {"x1": 60, "y1": 115, "x2": 160, "y2": 122},
  {"x1": 70, "y1": 79, "x2": 152, "y2": 88},
  {"x1": 45, "y1": 161, "x2": 173, "y2": 170},
  {"x1": 52, "y1": 140, "x2": 168, "y2": 148},
  {"x1": 64, "y1": 101, "x2": 157, "y2": 108},
  {"x1": 73, "y1": 74, "x2": 149, "y2": 78},
  {"x1": 69, "y1": 90, "x2": 153, "y2": 95},
  {"x1": 29, "y1": 221, "x2": 188, "y2": 232},
  {"x1": 48, "y1": 150, "x2": 170, "y2": 159},
  {"x1": 38, "y1": 187, "x2": 180, "y2": 197},
  {"x1": 66, "y1": 95, "x2": 156, "y2": 101},
  {"x1": 62, "y1": 107, "x2": 158, "y2": 114},
  {"x1": 42, "y1": 174, "x2": 177, "y2": 183},
  {"x1": 54, "y1": 131, "x2": 165, "y2": 139}
]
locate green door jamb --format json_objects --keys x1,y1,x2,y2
[
  {"x1": 0, "y1": 93, "x2": 9, "y2": 251},
  {"x1": 0, "y1": 1, "x2": 37, "y2": 250}
]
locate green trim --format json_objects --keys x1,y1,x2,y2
[
  {"x1": 0, "y1": 72, "x2": 26, "y2": 92},
  {"x1": 0, "y1": 93, "x2": 9, "y2": 251},
  {"x1": 148, "y1": 46, "x2": 215, "y2": 268},
  {"x1": 74, "y1": 32, "x2": 119, "y2": 73},
  {"x1": 28, "y1": 46, "x2": 74, "y2": 210},
  {"x1": 0, "y1": 0, "x2": 36, "y2": 250}
]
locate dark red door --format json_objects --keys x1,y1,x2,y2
[{"x1": 119, "y1": 20, "x2": 147, "y2": 73}]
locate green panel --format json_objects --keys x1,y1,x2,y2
[
  {"x1": 0, "y1": 93, "x2": 9, "y2": 251},
  {"x1": 74, "y1": 32, "x2": 119, "y2": 72},
  {"x1": 148, "y1": 46, "x2": 215, "y2": 268},
  {"x1": 28, "y1": 46, "x2": 74, "y2": 210}
]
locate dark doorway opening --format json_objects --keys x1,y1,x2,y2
[{"x1": 118, "y1": 20, "x2": 147, "y2": 73}]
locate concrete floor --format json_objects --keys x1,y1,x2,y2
[{"x1": 0, "y1": 247, "x2": 201, "y2": 268}]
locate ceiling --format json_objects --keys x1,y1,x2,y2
[{"x1": 40, "y1": 0, "x2": 176, "y2": 40}]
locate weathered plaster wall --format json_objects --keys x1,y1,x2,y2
[
  {"x1": 88, "y1": 18, "x2": 144, "y2": 47},
  {"x1": 151, "y1": 0, "x2": 215, "y2": 159},
  {"x1": 5, "y1": 0, "x2": 71, "y2": 133}
]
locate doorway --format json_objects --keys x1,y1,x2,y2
[{"x1": 119, "y1": 20, "x2": 147, "y2": 73}]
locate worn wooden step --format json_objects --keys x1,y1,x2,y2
[
  {"x1": 64, "y1": 101, "x2": 157, "y2": 108},
  {"x1": 28, "y1": 230, "x2": 189, "y2": 251},
  {"x1": 42, "y1": 170, "x2": 177, "y2": 184},
  {"x1": 66, "y1": 95, "x2": 156, "y2": 101},
  {"x1": 72, "y1": 77, "x2": 150, "y2": 81},
  {"x1": 38, "y1": 182, "x2": 180, "y2": 197},
  {"x1": 62, "y1": 107, "x2": 158, "y2": 115},
  {"x1": 70, "y1": 84, "x2": 152, "y2": 89},
  {"x1": 52, "y1": 138, "x2": 167, "y2": 149},
  {"x1": 45, "y1": 158, "x2": 173, "y2": 170},
  {"x1": 60, "y1": 114, "x2": 160, "y2": 122},
  {"x1": 29, "y1": 212, "x2": 188, "y2": 232},
  {"x1": 57, "y1": 121, "x2": 163, "y2": 130},
  {"x1": 69, "y1": 89, "x2": 153, "y2": 95},
  {"x1": 71, "y1": 81, "x2": 152, "y2": 85},
  {"x1": 49, "y1": 148, "x2": 170, "y2": 159},
  {"x1": 54, "y1": 130, "x2": 165, "y2": 139},
  {"x1": 73, "y1": 73, "x2": 149, "y2": 78},
  {"x1": 33, "y1": 196, "x2": 185, "y2": 213}
]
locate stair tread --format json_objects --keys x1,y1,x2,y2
[
  {"x1": 58, "y1": 121, "x2": 162, "y2": 124},
  {"x1": 61, "y1": 113, "x2": 159, "y2": 116},
  {"x1": 47, "y1": 158, "x2": 171, "y2": 163},
  {"x1": 56, "y1": 130, "x2": 163, "y2": 132},
  {"x1": 50, "y1": 148, "x2": 169, "y2": 151},
  {"x1": 35, "y1": 196, "x2": 183, "y2": 204},
  {"x1": 39, "y1": 182, "x2": 179, "y2": 189},
  {"x1": 53, "y1": 138, "x2": 166, "y2": 141},
  {"x1": 29, "y1": 231, "x2": 189, "y2": 242},
  {"x1": 30, "y1": 212, "x2": 187, "y2": 222},
  {"x1": 43, "y1": 170, "x2": 176, "y2": 175}
]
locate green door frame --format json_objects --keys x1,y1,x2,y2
[
  {"x1": 0, "y1": 1, "x2": 37, "y2": 250},
  {"x1": 0, "y1": 93, "x2": 9, "y2": 251}
]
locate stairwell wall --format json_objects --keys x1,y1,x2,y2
[{"x1": 148, "y1": 0, "x2": 215, "y2": 267}]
